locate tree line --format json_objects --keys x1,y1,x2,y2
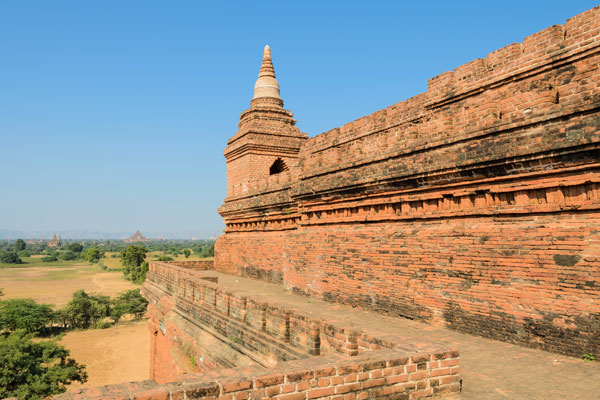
[
  {"x1": 0, "y1": 289, "x2": 148, "y2": 335},
  {"x1": 0, "y1": 288, "x2": 148, "y2": 399},
  {"x1": 0, "y1": 238, "x2": 214, "y2": 265}
]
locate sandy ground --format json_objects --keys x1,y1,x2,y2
[
  {"x1": 60, "y1": 321, "x2": 150, "y2": 388},
  {"x1": 0, "y1": 263, "x2": 138, "y2": 307},
  {"x1": 0, "y1": 262, "x2": 150, "y2": 388}
]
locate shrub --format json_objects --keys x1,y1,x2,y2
[
  {"x1": 41, "y1": 256, "x2": 58, "y2": 262},
  {"x1": 110, "y1": 289, "x2": 148, "y2": 323},
  {"x1": 84, "y1": 247, "x2": 103, "y2": 264},
  {"x1": 60, "y1": 251, "x2": 77, "y2": 261},
  {"x1": 17, "y1": 250, "x2": 31, "y2": 258},
  {"x1": 0, "y1": 251, "x2": 22, "y2": 264},
  {"x1": 67, "y1": 243, "x2": 83, "y2": 253},
  {"x1": 62, "y1": 290, "x2": 110, "y2": 329}
]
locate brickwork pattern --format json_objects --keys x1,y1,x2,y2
[
  {"x1": 217, "y1": 7, "x2": 600, "y2": 358},
  {"x1": 95, "y1": 262, "x2": 462, "y2": 400},
  {"x1": 54, "y1": 348, "x2": 460, "y2": 399}
]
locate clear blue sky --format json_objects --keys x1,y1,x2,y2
[{"x1": 0, "y1": 1, "x2": 596, "y2": 239}]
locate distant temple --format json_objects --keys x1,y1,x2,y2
[
  {"x1": 47, "y1": 233, "x2": 61, "y2": 247},
  {"x1": 125, "y1": 230, "x2": 150, "y2": 243}
]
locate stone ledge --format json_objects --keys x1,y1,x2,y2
[{"x1": 53, "y1": 347, "x2": 460, "y2": 399}]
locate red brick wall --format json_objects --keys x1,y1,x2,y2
[
  {"x1": 138, "y1": 262, "x2": 460, "y2": 397},
  {"x1": 215, "y1": 230, "x2": 290, "y2": 284},
  {"x1": 286, "y1": 212, "x2": 600, "y2": 355},
  {"x1": 54, "y1": 348, "x2": 460, "y2": 399},
  {"x1": 216, "y1": 6, "x2": 600, "y2": 358}
]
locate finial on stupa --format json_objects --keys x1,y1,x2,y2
[{"x1": 253, "y1": 44, "x2": 281, "y2": 101}]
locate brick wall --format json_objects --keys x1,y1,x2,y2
[
  {"x1": 215, "y1": 230, "x2": 289, "y2": 283},
  {"x1": 54, "y1": 348, "x2": 460, "y2": 399},
  {"x1": 125, "y1": 262, "x2": 460, "y2": 399},
  {"x1": 216, "y1": 6, "x2": 600, "y2": 358}
]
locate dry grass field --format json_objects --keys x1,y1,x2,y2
[
  {"x1": 0, "y1": 260, "x2": 150, "y2": 387},
  {"x1": 0, "y1": 261, "x2": 138, "y2": 307}
]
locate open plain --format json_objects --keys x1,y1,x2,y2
[
  {"x1": 0, "y1": 260, "x2": 150, "y2": 387},
  {"x1": 0, "y1": 260, "x2": 138, "y2": 307}
]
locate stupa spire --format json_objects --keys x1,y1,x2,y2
[{"x1": 252, "y1": 45, "x2": 281, "y2": 101}]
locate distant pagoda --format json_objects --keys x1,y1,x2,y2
[
  {"x1": 125, "y1": 230, "x2": 150, "y2": 243},
  {"x1": 47, "y1": 233, "x2": 61, "y2": 247}
]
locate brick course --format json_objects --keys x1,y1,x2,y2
[{"x1": 216, "y1": 6, "x2": 600, "y2": 358}]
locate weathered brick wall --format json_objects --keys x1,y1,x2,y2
[
  {"x1": 217, "y1": 6, "x2": 600, "y2": 358},
  {"x1": 286, "y1": 213, "x2": 600, "y2": 356},
  {"x1": 54, "y1": 347, "x2": 460, "y2": 399},
  {"x1": 168, "y1": 260, "x2": 215, "y2": 270},
  {"x1": 133, "y1": 262, "x2": 460, "y2": 399},
  {"x1": 215, "y1": 230, "x2": 289, "y2": 284}
]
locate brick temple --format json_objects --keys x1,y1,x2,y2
[{"x1": 56, "y1": 6, "x2": 600, "y2": 400}]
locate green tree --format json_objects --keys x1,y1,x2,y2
[
  {"x1": 17, "y1": 250, "x2": 31, "y2": 258},
  {"x1": 0, "y1": 251, "x2": 23, "y2": 264},
  {"x1": 13, "y1": 239, "x2": 26, "y2": 252},
  {"x1": 0, "y1": 299, "x2": 54, "y2": 335},
  {"x1": 120, "y1": 246, "x2": 148, "y2": 283},
  {"x1": 199, "y1": 242, "x2": 214, "y2": 258},
  {"x1": 63, "y1": 290, "x2": 110, "y2": 329},
  {"x1": 84, "y1": 247, "x2": 103, "y2": 264},
  {"x1": 183, "y1": 248, "x2": 191, "y2": 258},
  {"x1": 0, "y1": 330, "x2": 87, "y2": 399},
  {"x1": 60, "y1": 250, "x2": 78, "y2": 261},
  {"x1": 53, "y1": 308, "x2": 70, "y2": 329},
  {"x1": 109, "y1": 300, "x2": 129, "y2": 324},
  {"x1": 67, "y1": 243, "x2": 83, "y2": 253},
  {"x1": 110, "y1": 289, "x2": 148, "y2": 323}
]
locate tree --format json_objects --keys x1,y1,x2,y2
[
  {"x1": 110, "y1": 289, "x2": 148, "y2": 323},
  {"x1": 60, "y1": 250, "x2": 77, "y2": 261},
  {"x1": 0, "y1": 330, "x2": 87, "y2": 399},
  {"x1": 0, "y1": 251, "x2": 23, "y2": 264},
  {"x1": 121, "y1": 246, "x2": 148, "y2": 283},
  {"x1": 121, "y1": 245, "x2": 147, "y2": 268},
  {"x1": 62, "y1": 290, "x2": 110, "y2": 329},
  {"x1": 84, "y1": 247, "x2": 103, "y2": 264},
  {"x1": 53, "y1": 308, "x2": 70, "y2": 329},
  {"x1": 199, "y1": 242, "x2": 214, "y2": 258},
  {"x1": 67, "y1": 243, "x2": 83, "y2": 253},
  {"x1": 17, "y1": 250, "x2": 31, "y2": 258},
  {"x1": 0, "y1": 299, "x2": 54, "y2": 335},
  {"x1": 13, "y1": 239, "x2": 26, "y2": 252},
  {"x1": 183, "y1": 248, "x2": 191, "y2": 258}
]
